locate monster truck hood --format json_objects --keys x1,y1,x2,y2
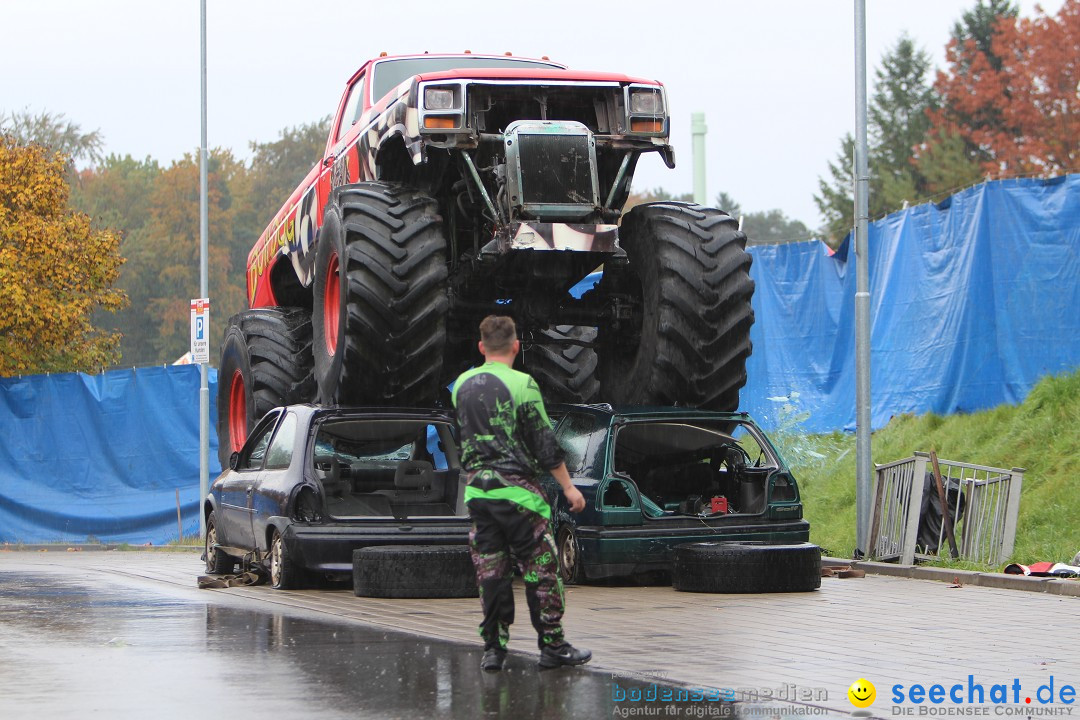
[{"x1": 414, "y1": 67, "x2": 663, "y2": 86}]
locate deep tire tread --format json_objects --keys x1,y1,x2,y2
[
  {"x1": 317, "y1": 182, "x2": 449, "y2": 406},
  {"x1": 599, "y1": 202, "x2": 754, "y2": 411},
  {"x1": 216, "y1": 308, "x2": 314, "y2": 467},
  {"x1": 525, "y1": 326, "x2": 600, "y2": 404}
]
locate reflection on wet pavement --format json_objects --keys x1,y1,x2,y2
[{"x1": 0, "y1": 570, "x2": 734, "y2": 719}]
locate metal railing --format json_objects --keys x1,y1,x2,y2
[{"x1": 869, "y1": 452, "x2": 1024, "y2": 565}]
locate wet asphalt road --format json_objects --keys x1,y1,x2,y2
[{"x1": 0, "y1": 560, "x2": 727, "y2": 719}]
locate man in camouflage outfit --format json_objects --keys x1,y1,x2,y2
[{"x1": 453, "y1": 315, "x2": 591, "y2": 672}]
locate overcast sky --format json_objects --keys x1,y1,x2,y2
[{"x1": 0, "y1": 0, "x2": 1063, "y2": 232}]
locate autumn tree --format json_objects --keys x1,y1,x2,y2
[
  {"x1": 982, "y1": 0, "x2": 1079, "y2": 174},
  {"x1": 916, "y1": 0, "x2": 1019, "y2": 188},
  {"x1": 114, "y1": 150, "x2": 248, "y2": 364},
  {"x1": 0, "y1": 137, "x2": 126, "y2": 375}
]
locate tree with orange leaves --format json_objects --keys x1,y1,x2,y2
[
  {"x1": 921, "y1": 0, "x2": 1079, "y2": 183},
  {"x1": 0, "y1": 137, "x2": 127, "y2": 375}
]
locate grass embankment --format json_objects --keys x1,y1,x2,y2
[{"x1": 774, "y1": 369, "x2": 1080, "y2": 568}]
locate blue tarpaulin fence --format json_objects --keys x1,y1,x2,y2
[
  {"x1": 0, "y1": 365, "x2": 218, "y2": 544},
  {"x1": 741, "y1": 175, "x2": 1079, "y2": 432},
  {"x1": 1, "y1": 175, "x2": 1077, "y2": 543}
]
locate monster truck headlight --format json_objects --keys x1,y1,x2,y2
[
  {"x1": 629, "y1": 88, "x2": 662, "y2": 115},
  {"x1": 625, "y1": 84, "x2": 667, "y2": 136},
  {"x1": 424, "y1": 86, "x2": 458, "y2": 111},
  {"x1": 420, "y1": 82, "x2": 466, "y2": 132}
]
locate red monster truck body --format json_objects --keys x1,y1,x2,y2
[{"x1": 219, "y1": 53, "x2": 754, "y2": 463}]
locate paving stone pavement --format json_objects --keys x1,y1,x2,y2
[{"x1": 4, "y1": 549, "x2": 1078, "y2": 717}]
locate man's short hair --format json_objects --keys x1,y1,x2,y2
[{"x1": 480, "y1": 315, "x2": 517, "y2": 354}]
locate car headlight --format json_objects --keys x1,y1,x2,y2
[
  {"x1": 629, "y1": 89, "x2": 663, "y2": 115},
  {"x1": 424, "y1": 87, "x2": 457, "y2": 110}
]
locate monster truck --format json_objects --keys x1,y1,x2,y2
[{"x1": 218, "y1": 52, "x2": 754, "y2": 465}]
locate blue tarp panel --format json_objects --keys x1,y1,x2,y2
[
  {"x1": 742, "y1": 175, "x2": 1080, "y2": 431},
  {"x1": 0, "y1": 365, "x2": 219, "y2": 544}
]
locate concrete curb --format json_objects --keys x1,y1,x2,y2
[{"x1": 822, "y1": 556, "x2": 1080, "y2": 596}]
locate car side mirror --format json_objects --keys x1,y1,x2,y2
[{"x1": 229, "y1": 452, "x2": 240, "y2": 471}]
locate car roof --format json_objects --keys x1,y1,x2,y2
[
  {"x1": 549, "y1": 403, "x2": 757, "y2": 424},
  {"x1": 278, "y1": 404, "x2": 455, "y2": 423}
]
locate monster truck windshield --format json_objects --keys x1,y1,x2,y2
[{"x1": 372, "y1": 57, "x2": 563, "y2": 103}]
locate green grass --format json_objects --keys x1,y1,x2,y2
[{"x1": 773, "y1": 368, "x2": 1080, "y2": 569}]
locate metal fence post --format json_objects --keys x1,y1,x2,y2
[{"x1": 999, "y1": 467, "x2": 1025, "y2": 562}]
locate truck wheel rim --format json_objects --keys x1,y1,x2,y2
[
  {"x1": 271, "y1": 533, "x2": 283, "y2": 586},
  {"x1": 228, "y1": 370, "x2": 246, "y2": 451},
  {"x1": 324, "y1": 253, "x2": 340, "y2": 356},
  {"x1": 560, "y1": 531, "x2": 576, "y2": 579},
  {"x1": 205, "y1": 521, "x2": 217, "y2": 570}
]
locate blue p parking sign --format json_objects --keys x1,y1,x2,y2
[{"x1": 189, "y1": 298, "x2": 210, "y2": 363}]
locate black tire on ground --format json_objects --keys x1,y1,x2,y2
[
  {"x1": 597, "y1": 202, "x2": 754, "y2": 411},
  {"x1": 353, "y1": 545, "x2": 479, "y2": 599},
  {"x1": 203, "y1": 510, "x2": 235, "y2": 575},
  {"x1": 524, "y1": 326, "x2": 600, "y2": 404},
  {"x1": 269, "y1": 529, "x2": 306, "y2": 590},
  {"x1": 672, "y1": 541, "x2": 821, "y2": 594},
  {"x1": 216, "y1": 308, "x2": 314, "y2": 468},
  {"x1": 556, "y1": 526, "x2": 582, "y2": 585},
  {"x1": 312, "y1": 182, "x2": 449, "y2": 406}
]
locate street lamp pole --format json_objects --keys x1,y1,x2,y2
[
  {"x1": 198, "y1": 0, "x2": 210, "y2": 540},
  {"x1": 853, "y1": 0, "x2": 872, "y2": 558}
]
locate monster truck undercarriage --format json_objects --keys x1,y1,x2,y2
[{"x1": 218, "y1": 78, "x2": 755, "y2": 465}]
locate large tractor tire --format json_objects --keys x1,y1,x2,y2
[
  {"x1": 353, "y1": 546, "x2": 478, "y2": 598},
  {"x1": 598, "y1": 202, "x2": 754, "y2": 411},
  {"x1": 673, "y1": 541, "x2": 821, "y2": 593},
  {"x1": 313, "y1": 182, "x2": 449, "y2": 406},
  {"x1": 217, "y1": 308, "x2": 314, "y2": 467},
  {"x1": 524, "y1": 325, "x2": 600, "y2": 404}
]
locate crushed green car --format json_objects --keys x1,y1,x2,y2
[{"x1": 542, "y1": 404, "x2": 809, "y2": 583}]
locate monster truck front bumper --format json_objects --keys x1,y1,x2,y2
[{"x1": 482, "y1": 222, "x2": 621, "y2": 255}]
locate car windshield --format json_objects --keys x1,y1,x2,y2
[{"x1": 372, "y1": 57, "x2": 563, "y2": 103}]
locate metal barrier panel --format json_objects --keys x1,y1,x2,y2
[{"x1": 870, "y1": 452, "x2": 1023, "y2": 565}]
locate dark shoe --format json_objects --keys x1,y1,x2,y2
[
  {"x1": 481, "y1": 648, "x2": 507, "y2": 673},
  {"x1": 538, "y1": 643, "x2": 592, "y2": 669}
]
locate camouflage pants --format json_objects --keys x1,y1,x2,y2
[{"x1": 468, "y1": 498, "x2": 566, "y2": 651}]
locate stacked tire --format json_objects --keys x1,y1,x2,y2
[
  {"x1": 673, "y1": 541, "x2": 821, "y2": 594},
  {"x1": 353, "y1": 546, "x2": 478, "y2": 598}
]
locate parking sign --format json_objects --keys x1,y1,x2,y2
[{"x1": 190, "y1": 298, "x2": 210, "y2": 364}]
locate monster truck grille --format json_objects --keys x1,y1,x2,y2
[
  {"x1": 505, "y1": 120, "x2": 599, "y2": 221},
  {"x1": 517, "y1": 134, "x2": 593, "y2": 205}
]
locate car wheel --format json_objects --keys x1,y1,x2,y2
[
  {"x1": 524, "y1": 326, "x2": 600, "y2": 404},
  {"x1": 216, "y1": 308, "x2": 315, "y2": 468},
  {"x1": 269, "y1": 529, "x2": 305, "y2": 590},
  {"x1": 673, "y1": 541, "x2": 821, "y2": 593},
  {"x1": 352, "y1": 546, "x2": 478, "y2": 598},
  {"x1": 556, "y1": 526, "x2": 582, "y2": 585},
  {"x1": 204, "y1": 511, "x2": 235, "y2": 575},
  {"x1": 597, "y1": 201, "x2": 754, "y2": 411},
  {"x1": 312, "y1": 182, "x2": 449, "y2": 406}
]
